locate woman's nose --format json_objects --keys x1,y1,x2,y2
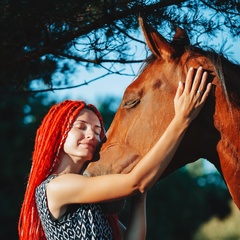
[{"x1": 86, "y1": 129, "x2": 95, "y2": 139}]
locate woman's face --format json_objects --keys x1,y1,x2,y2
[{"x1": 63, "y1": 108, "x2": 102, "y2": 162}]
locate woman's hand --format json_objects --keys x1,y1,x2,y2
[{"x1": 174, "y1": 66, "x2": 212, "y2": 125}]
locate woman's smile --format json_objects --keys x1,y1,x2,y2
[{"x1": 80, "y1": 142, "x2": 95, "y2": 151}]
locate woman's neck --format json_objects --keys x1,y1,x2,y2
[{"x1": 52, "y1": 152, "x2": 84, "y2": 175}]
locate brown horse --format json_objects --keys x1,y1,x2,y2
[{"x1": 84, "y1": 17, "x2": 240, "y2": 210}]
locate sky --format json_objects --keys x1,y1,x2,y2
[{"x1": 47, "y1": 65, "x2": 138, "y2": 106}]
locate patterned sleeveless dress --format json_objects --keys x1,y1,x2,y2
[{"x1": 35, "y1": 175, "x2": 114, "y2": 240}]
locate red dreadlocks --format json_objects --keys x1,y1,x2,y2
[{"x1": 18, "y1": 100, "x2": 120, "y2": 240}]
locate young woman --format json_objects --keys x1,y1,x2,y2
[{"x1": 18, "y1": 66, "x2": 211, "y2": 240}]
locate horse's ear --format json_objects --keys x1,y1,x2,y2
[
  {"x1": 172, "y1": 27, "x2": 190, "y2": 45},
  {"x1": 138, "y1": 16, "x2": 175, "y2": 60}
]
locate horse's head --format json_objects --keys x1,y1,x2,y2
[
  {"x1": 84, "y1": 17, "x2": 240, "y2": 209},
  {"x1": 84, "y1": 17, "x2": 217, "y2": 176}
]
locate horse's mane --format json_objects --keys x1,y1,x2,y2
[
  {"x1": 186, "y1": 45, "x2": 240, "y2": 109},
  {"x1": 137, "y1": 45, "x2": 240, "y2": 109}
]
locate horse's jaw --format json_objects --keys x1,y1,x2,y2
[{"x1": 84, "y1": 142, "x2": 141, "y2": 177}]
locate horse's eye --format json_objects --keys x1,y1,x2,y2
[{"x1": 122, "y1": 99, "x2": 140, "y2": 109}]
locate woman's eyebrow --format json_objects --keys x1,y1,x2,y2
[{"x1": 74, "y1": 120, "x2": 101, "y2": 128}]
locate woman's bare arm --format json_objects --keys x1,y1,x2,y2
[{"x1": 47, "y1": 67, "x2": 211, "y2": 215}]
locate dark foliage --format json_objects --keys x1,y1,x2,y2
[{"x1": 0, "y1": 0, "x2": 239, "y2": 94}]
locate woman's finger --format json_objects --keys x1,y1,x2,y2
[
  {"x1": 184, "y1": 67, "x2": 195, "y2": 93},
  {"x1": 174, "y1": 81, "x2": 184, "y2": 101},
  {"x1": 195, "y1": 71, "x2": 208, "y2": 96},
  {"x1": 199, "y1": 82, "x2": 212, "y2": 104}
]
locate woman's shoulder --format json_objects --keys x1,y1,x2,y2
[
  {"x1": 46, "y1": 173, "x2": 86, "y2": 188},
  {"x1": 35, "y1": 175, "x2": 57, "y2": 197},
  {"x1": 38, "y1": 175, "x2": 58, "y2": 188}
]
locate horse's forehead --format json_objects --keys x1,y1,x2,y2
[
  {"x1": 132, "y1": 58, "x2": 181, "y2": 83},
  {"x1": 126, "y1": 49, "x2": 215, "y2": 93},
  {"x1": 182, "y1": 50, "x2": 215, "y2": 69}
]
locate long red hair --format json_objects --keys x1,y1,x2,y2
[{"x1": 18, "y1": 100, "x2": 120, "y2": 240}]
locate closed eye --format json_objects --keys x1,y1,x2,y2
[
  {"x1": 123, "y1": 99, "x2": 140, "y2": 109},
  {"x1": 94, "y1": 128, "x2": 101, "y2": 136}
]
